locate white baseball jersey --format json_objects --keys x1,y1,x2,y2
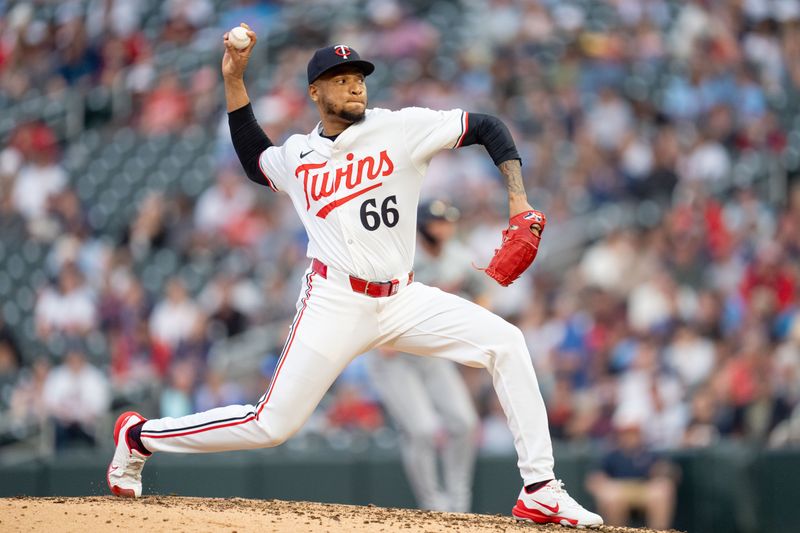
[{"x1": 257, "y1": 107, "x2": 469, "y2": 280}]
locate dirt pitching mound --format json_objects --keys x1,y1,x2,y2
[{"x1": 1, "y1": 496, "x2": 679, "y2": 533}]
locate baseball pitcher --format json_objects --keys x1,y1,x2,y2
[{"x1": 107, "y1": 24, "x2": 603, "y2": 528}]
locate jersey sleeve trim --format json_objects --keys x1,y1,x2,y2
[
  {"x1": 257, "y1": 155, "x2": 280, "y2": 192},
  {"x1": 453, "y1": 111, "x2": 469, "y2": 148}
]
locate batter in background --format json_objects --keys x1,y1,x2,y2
[
  {"x1": 366, "y1": 200, "x2": 480, "y2": 513},
  {"x1": 106, "y1": 22, "x2": 603, "y2": 528}
]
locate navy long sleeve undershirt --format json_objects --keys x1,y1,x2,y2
[
  {"x1": 459, "y1": 112, "x2": 521, "y2": 166},
  {"x1": 228, "y1": 103, "x2": 273, "y2": 186}
]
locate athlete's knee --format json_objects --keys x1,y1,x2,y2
[
  {"x1": 494, "y1": 322, "x2": 527, "y2": 355},
  {"x1": 486, "y1": 323, "x2": 536, "y2": 377},
  {"x1": 449, "y1": 410, "x2": 478, "y2": 438},
  {"x1": 405, "y1": 419, "x2": 438, "y2": 445},
  {"x1": 509, "y1": 323, "x2": 527, "y2": 347},
  {"x1": 272, "y1": 420, "x2": 305, "y2": 446},
  {"x1": 254, "y1": 416, "x2": 302, "y2": 447}
]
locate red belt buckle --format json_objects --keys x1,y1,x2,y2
[{"x1": 354, "y1": 278, "x2": 397, "y2": 297}]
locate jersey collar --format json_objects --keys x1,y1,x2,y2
[
  {"x1": 307, "y1": 124, "x2": 333, "y2": 157},
  {"x1": 307, "y1": 110, "x2": 372, "y2": 157}
]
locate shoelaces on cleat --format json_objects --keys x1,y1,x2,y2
[{"x1": 547, "y1": 479, "x2": 582, "y2": 510}]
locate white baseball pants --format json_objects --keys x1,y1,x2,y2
[{"x1": 140, "y1": 262, "x2": 555, "y2": 485}]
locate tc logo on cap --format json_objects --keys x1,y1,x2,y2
[{"x1": 334, "y1": 45, "x2": 352, "y2": 59}]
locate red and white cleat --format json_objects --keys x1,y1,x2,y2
[
  {"x1": 512, "y1": 479, "x2": 603, "y2": 529},
  {"x1": 106, "y1": 411, "x2": 149, "y2": 498}
]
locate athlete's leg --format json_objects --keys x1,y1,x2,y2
[
  {"x1": 365, "y1": 352, "x2": 447, "y2": 511},
  {"x1": 380, "y1": 283, "x2": 554, "y2": 485},
  {"x1": 421, "y1": 357, "x2": 479, "y2": 512},
  {"x1": 141, "y1": 271, "x2": 378, "y2": 453}
]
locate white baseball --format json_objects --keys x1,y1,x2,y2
[{"x1": 229, "y1": 26, "x2": 251, "y2": 50}]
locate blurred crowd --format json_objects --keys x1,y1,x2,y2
[{"x1": 1, "y1": 0, "x2": 800, "y2": 467}]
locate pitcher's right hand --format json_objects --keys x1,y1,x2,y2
[{"x1": 222, "y1": 23, "x2": 257, "y2": 80}]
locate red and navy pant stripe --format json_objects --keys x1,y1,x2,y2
[{"x1": 140, "y1": 271, "x2": 316, "y2": 440}]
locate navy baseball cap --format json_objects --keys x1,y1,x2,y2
[{"x1": 307, "y1": 45, "x2": 375, "y2": 85}]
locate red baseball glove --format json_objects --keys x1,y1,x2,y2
[{"x1": 483, "y1": 209, "x2": 546, "y2": 286}]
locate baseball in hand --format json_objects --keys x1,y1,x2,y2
[{"x1": 229, "y1": 26, "x2": 251, "y2": 49}]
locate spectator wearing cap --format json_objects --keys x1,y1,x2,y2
[{"x1": 10, "y1": 123, "x2": 67, "y2": 225}]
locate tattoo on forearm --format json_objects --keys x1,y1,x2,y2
[{"x1": 499, "y1": 160, "x2": 526, "y2": 198}]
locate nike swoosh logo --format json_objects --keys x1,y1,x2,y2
[
  {"x1": 532, "y1": 499, "x2": 559, "y2": 514},
  {"x1": 300, "y1": 150, "x2": 314, "y2": 159},
  {"x1": 110, "y1": 466, "x2": 119, "y2": 472}
]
